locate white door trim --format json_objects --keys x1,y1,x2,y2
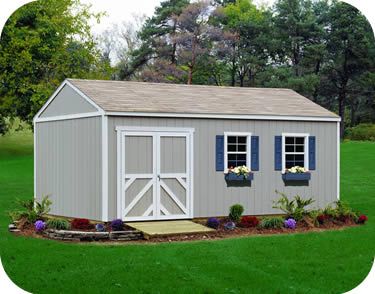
[{"x1": 116, "y1": 126, "x2": 194, "y2": 221}]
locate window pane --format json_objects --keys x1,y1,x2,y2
[
  {"x1": 295, "y1": 154, "x2": 304, "y2": 161},
  {"x1": 238, "y1": 136, "x2": 247, "y2": 144},
  {"x1": 295, "y1": 161, "x2": 304, "y2": 167},
  {"x1": 296, "y1": 145, "x2": 304, "y2": 152},
  {"x1": 285, "y1": 137, "x2": 294, "y2": 144},
  {"x1": 296, "y1": 137, "x2": 304, "y2": 144},
  {"x1": 228, "y1": 136, "x2": 236, "y2": 143},
  {"x1": 286, "y1": 154, "x2": 295, "y2": 161},
  {"x1": 237, "y1": 144, "x2": 246, "y2": 152},
  {"x1": 228, "y1": 154, "x2": 237, "y2": 161},
  {"x1": 228, "y1": 144, "x2": 236, "y2": 152},
  {"x1": 285, "y1": 145, "x2": 294, "y2": 152},
  {"x1": 285, "y1": 161, "x2": 295, "y2": 169}
]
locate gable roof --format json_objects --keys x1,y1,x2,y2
[{"x1": 66, "y1": 79, "x2": 338, "y2": 120}]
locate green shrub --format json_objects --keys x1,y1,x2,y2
[
  {"x1": 345, "y1": 124, "x2": 375, "y2": 141},
  {"x1": 272, "y1": 191, "x2": 315, "y2": 221},
  {"x1": 47, "y1": 218, "x2": 70, "y2": 230},
  {"x1": 260, "y1": 217, "x2": 284, "y2": 229},
  {"x1": 334, "y1": 200, "x2": 358, "y2": 221},
  {"x1": 229, "y1": 204, "x2": 244, "y2": 222},
  {"x1": 8, "y1": 196, "x2": 51, "y2": 223}
]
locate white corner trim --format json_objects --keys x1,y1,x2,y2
[
  {"x1": 101, "y1": 115, "x2": 109, "y2": 221},
  {"x1": 281, "y1": 132, "x2": 310, "y2": 172},
  {"x1": 34, "y1": 112, "x2": 102, "y2": 123},
  {"x1": 33, "y1": 124, "x2": 37, "y2": 200},
  {"x1": 223, "y1": 132, "x2": 252, "y2": 170},
  {"x1": 106, "y1": 111, "x2": 341, "y2": 122},
  {"x1": 337, "y1": 122, "x2": 340, "y2": 200},
  {"x1": 33, "y1": 79, "x2": 104, "y2": 123}
]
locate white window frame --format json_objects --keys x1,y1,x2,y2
[
  {"x1": 224, "y1": 132, "x2": 252, "y2": 170},
  {"x1": 282, "y1": 133, "x2": 309, "y2": 172}
]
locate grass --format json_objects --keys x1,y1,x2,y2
[{"x1": 0, "y1": 131, "x2": 374, "y2": 293}]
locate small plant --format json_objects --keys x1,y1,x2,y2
[
  {"x1": 316, "y1": 214, "x2": 330, "y2": 225},
  {"x1": 206, "y1": 217, "x2": 220, "y2": 229},
  {"x1": 95, "y1": 223, "x2": 105, "y2": 232},
  {"x1": 71, "y1": 218, "x2": 93, "y2": 230},
  {"x1": 260, "y1": 217, "x2": 284, "y2": 229},
  {"x1": 239, "y1": 216, "x2": 259, "y2": 228},
  {"x1": 284, "y1": 218, "x2": 296, "y2": 229},
  {"x1": 334, "y1": 200, "x2": 358, "y2": 222},
  {"x1": 8, "y1": 196, "x2": 52, "y2": 224},
  {"x1": 34, "y1": 220, "x2": 46, "y2": 232},
  {"x1": 46, "y1": 218, "x2": 70, "y2": 230},
  {"x1": 285, "y1": 166, "x2": 307, "y2": 173},
  {"x1": 224, "y1": 165, "x2": 251, "y2": 177},
  {"x1": 273, "y1": 191, "x2": 315, "y2": 221},
  {"x1": 229, "y1": 204, "x2": 244, "y2": 222},
  {"x1": 110, "y1": 219, "x2": 124, "y2": 231},
  {"x1": 357, "y1": 215, "x2": 368, "y2": 224},
  {"x1": 224, "y1": 221, "x2": 236, "y2": 230}
]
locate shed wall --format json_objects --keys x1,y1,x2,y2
[
  {"x1": 107, "y1": 117, "x2": 338, "y2": 219},
  {"x1": 35, "y1": 116, "x2": 102, "y2": 220},
  {"x1": 39, "y1": 85, "x2": 98, "y2": 118}
]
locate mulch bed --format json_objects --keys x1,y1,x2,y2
[{"x1": 10, "y1": 218, "x2": 360, "y2": 244}]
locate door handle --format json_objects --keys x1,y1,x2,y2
[{"x1": 157, "y1": 174, "x2": 160, "y2": 181}]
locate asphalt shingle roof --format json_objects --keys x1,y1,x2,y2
[{"x1": 68, "y1": 79, "x2": 338, "y2": 118}]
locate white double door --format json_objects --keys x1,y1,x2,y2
[{"x1": 117, "y1": 128, "x2": 193, "y2": 221}]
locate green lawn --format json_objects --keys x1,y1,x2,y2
[{"x1": 0, "y1": 132, "x2": 374, "y2": 293}]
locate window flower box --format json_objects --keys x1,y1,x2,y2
[
  {"x1": 225, "y1": 172, "x2": 254, "y2": 182},
  {"x1": 282, "y1": 172, "x2": 311, "y2": 181}
]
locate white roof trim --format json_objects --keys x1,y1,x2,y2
[
  {"x1": 33, "y1": 79, "x2": 104, "y2": 123},
  {"x1": 106, "y1": 111, "x2": 341, "y2": 122}
]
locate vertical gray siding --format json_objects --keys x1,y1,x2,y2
[
  {"x1": 108, "y1": 117, "x2": 337, "y2": 219},
  {"x1": 39, "y1": 85, "x2": 97, "y2": 117},
  {"x1": 35, "y1": 117, "x2": 102, "y2": 220}
]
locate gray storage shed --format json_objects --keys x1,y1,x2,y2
[{"x1": 34, "y1": 79, "x2": 340, "y2": 221}]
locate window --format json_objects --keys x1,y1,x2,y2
[
  {"x1": 224, "y1": 133, "x2": 251, "y2": 169},
  {"x1": 282, "y1": 134, "x2": 308, "y2": 170}
]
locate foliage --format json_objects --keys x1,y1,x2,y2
[
  {"x1": 260, "y1": 217, "x2": 284, "y2": 229},
  {"x1": 34, "y1": 220, "x2": 46, "y2": 232},
  {"x1": 334, "y1": 200, "x2": 358, "y2": 222},
  {"x1": 273, "y1": 191, "x2": 315, "y2": 221},
  {"x1": 71, "y1": 218, "x2": 93, "y2": 230},
  {"x1": 0, "y1": 0, "x2": 107, "y2": 131},
  {"x1": 239, "y1": 216, "x2": 259, "y2": 228},
  {"x1": 110, "y1": 219, "x2": 124, "y2": 231},
  {"x1": 8, "y1": 196, "x2": 51, "y2": 224},
  {"x1": 224, "y1": 221, "x2": 236, "y2": 230},
  {"x1": 206, "y1": 217, "x2": 220, "y2": 229},
  {"x1": 345, "y1": 124, "x2": 375, "y2": 141},
  {"x1": 95, "y1": 223, "x2": 105, "y2": 232},
  {"x1": 284, "y1": 218, "x2": 297, "y2": 229},
  {"x1": 46, "y1": 218, "x2": 70, "y2": 230},
  {"x1": 357, "y1": 215, "x2": 368, "y2": 224},
  {"x1": 229, "y1": 204, "x2": 244, "y2": 222},
  {"x1": 286, "y1": 166, "x2": 307, "y2": 173},
  {"x1": 226, "y1": 165, "x2": 251, "y2": 176}
]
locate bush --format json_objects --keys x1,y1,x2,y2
[
  {"x1": 316, "y1": 214, "x2": 330, "y2": 225},
  {"x1": 110, "y1": 219, "x2": 124, "y2": 231},
  {"x1": 46, "y1": 218, "x2": 70, "y2": 230},
  {"x1": 260, "y1": 217, "x2": 284, "y2": 229},
  {"x1": 273, "y1": 191, "x2": 315, "y2": 221},
  {"x1": 345, "y1": 124, "x2": 375, "y2": 141},
  {"x1": 34, "y1": 220, "x2": 46, "y2": 232},
  {"x1": 95, "y1": 223, "x2": 106, "y2": 232},
  {"x1": 229, "y1": 204, "x2": 244, "y2": 222},
  {"x1": 284, "y1": 218, "x2": 296, "y2": 229},
  {"x1": 224, "y1": 221, "x2": 236, "y2": 230},
  {"x1": 71, "y1": 218, "x2": 93, "y2": 230},
  {"x1": 8, "y1": 196, "x2": 52, "y2": 224},
  {"x1": 334, "y1": 200, "x2": 358, "y2": 222},
  {"x1": 206, "y1": 217, "x2": 220, "y2": 229},
  {"x1": 239, "y1": 216, "x2": 259, "y2": 228},
  {"x1": 357, "y1": 215, "x2": 368, "y2": 224}
]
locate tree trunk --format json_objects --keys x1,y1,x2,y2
[
  {"x1": 187, "y1": 66, "x2": 193, "y2": 85},
  {"x1": 239, "y1": 75, "x2": 244, "y2": 87},
  {"x1": 338, "y1": 88, "x2": 346, "y2": 138},
  {"x1": 231, "y1": 43, "x2": 236, "y2": 86}
]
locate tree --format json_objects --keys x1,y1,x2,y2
[
  {"x1": 325, "y1": 1, "x2": 375, "y2": 136},
  {"x1": 0, "y1": 0, "x2": 105, "y2": 131}
]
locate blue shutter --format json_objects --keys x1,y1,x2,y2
[
  {"x1": 251, "y1": 136, "x2": 259, "y2": 171},
  {"x1": 275, "y1": 136, "x2": 282, "y2": 171},
  {"x1": 216, "y1": 135, "x2": 224, "y2": 171},
  {"x1": 309, "y1": 136, "x2": 316, "y2": 170}
]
